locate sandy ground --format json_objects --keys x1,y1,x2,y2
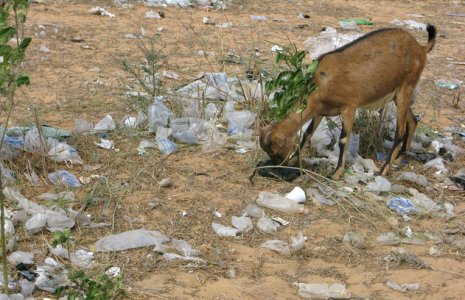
[{"x1": 4, "y1": 0, "x2": 465, "y2": 299}]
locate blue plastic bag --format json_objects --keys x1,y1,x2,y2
[
  {"x1": 387, "y1": 197, "x2": 418, "y2": 215},
  {"x1": 48, "y1": 170, "x2": 81, "y2": 188}
]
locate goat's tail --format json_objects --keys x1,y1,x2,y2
[{"x1": 425, "y1": 24, "x2": 437, "y2": 53}]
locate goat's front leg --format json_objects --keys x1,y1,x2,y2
[
  {"x1": 298, "y1": 116, "x2": 323, "y2": 151},
  {"x1": 332, "y1": 108, "x2": 356, "y2": 181}
]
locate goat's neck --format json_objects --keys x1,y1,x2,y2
[{"x1": 278, "y1": 112, "x2": 308, "y2": 137}]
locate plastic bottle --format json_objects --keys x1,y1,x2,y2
[
  {"x1": 256, "y1": 191, "x2": 309, "y2": 214},
  {"x1": 340, "y1": 18, "x2": 374, "y2": 25}
]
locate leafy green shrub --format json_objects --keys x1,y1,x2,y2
[
  {"x1": 55, "y1": 269, "x2": 125, "y2": 300},
  {"x1": 265, "y1": 45, "x2": 318, "y2": 122}
]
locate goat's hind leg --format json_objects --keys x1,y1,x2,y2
[
  {"x1": 380, "y1": 87, "x2": 413, "y2": 176},
  {"x1": 398, "y1": 108, "x2": 417, "y2": 157}
]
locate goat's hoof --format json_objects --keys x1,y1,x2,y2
[
  {"x1": 379, "y1": 168, "x2": 390, "y2": 177},
  {"x1": 331, "y1": 169, "x2": 344, "y2": 181}
]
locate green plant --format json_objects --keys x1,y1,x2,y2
[
  {"x1": 0, "y1": 0, "x2": 31, "y2": 294},
  {"x1": 119, "y1": 34, "x2": 167, "y2": 115},
  {"x1": 52, "y1": 228, "x2": 72, "y2": 263},
  {"x1": 55, "y1": 269, "x2": 125, "y2": 300},
  {"x1": 265, "y1": 45, "x2": 318, "y2": 122},
  {"x1": 52, "y1": 228, "x2": 71, "y2": 247}
]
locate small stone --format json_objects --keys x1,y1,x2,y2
[
  {"x1": 148, "y1": 198, "x2": 161, "y2": 209},
  {"x1": 71, "y1": 36, "x2": 84, "y2": 42},
  {"x1": 226, "y1": 267, "x2": 236, "y2": 279},
  {"x1": 429, "y1": 245, "x2": 441, "y2": 256},
  {"x1": 159, "y1": 177, "x2": 172, "y2": 188}
]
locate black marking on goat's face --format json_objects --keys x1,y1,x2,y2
[{"x1": 391, "y1": 41, "x2": 396, "y2": 50}]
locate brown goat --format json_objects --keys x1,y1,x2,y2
[{"x1": 260, "y1": 25, "x2": 437, "y2": 180}]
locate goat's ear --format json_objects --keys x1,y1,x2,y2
[{"x1": 259, "y1": 125, "x2": 272, "y2": 147}]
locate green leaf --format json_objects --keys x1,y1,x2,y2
[
  {"x1": 307, "y1": 60, "x2": 319, "y2": 74},
  {"x1": 19, "y1": 37, "x2": 31, "y2": 50},
  {"x1": 0, "y1": 27, "x2": 15, "y2": 43},
  {"x1": 15, "y1": 75, "x2": 30, "y2": 86}
]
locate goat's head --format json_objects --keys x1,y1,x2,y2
[{"x1": 259, "y1": 124, "x2": 298, "y2": 166}]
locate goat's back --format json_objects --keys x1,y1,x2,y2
[{"x1": 315, "y1": 28, "x2": 429, "y2": 106}]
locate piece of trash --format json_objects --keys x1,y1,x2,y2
[
  {"x1": 25, "y1": 214, "x2": 47, "y2": 235},
  {"x1": 95, "y1": 228, "x2": 169, "y2": 252},
  {"x1": 250, "y1": 15, "x2": 267, "y2": 20},
  {"x1": 161, "y1": 70, "x2": 179, "y2": 80},
  {"x1": 38, "y1": 44, "x2": 50, "y2": 52},
  {"x1": 340, "y1": 18, "x2": 373, "y2": 25},
  {"x1": 377, "y1": 232, "x2": 401, "y2": 246},
  {"x1": 429, "y1": 245, "x2": 441, "y2": 256},
  {"x1": 162, "y1": 253, "x2": 205, "y2": 263},
  {"x1": 156, "y1": 136, "x2": 177, "y2": 155},
  {"x1": 257, "y1": 217, "x2": 281, "y2": 233},
  {"x1": 94, "y1": 138, "x2": 114, "y2": 150},
  {"x1": 8, "y1": 251, "x2": 34, "y2": 265},
  {"x1": 71, "y1": 36, "x2": 84, "y2": 42},
  {"x1": 148, "y1": 98, "x2": 174, "y2": 131},
  {"x1": 435, "y1": 80, "x2": 459, "y2": 90},
  {"x1": 366, "y1": 176, "x2": 391, "y2": 194},
  {"x1": 231, "y1": 216, "x2": 253, "y2": 233},
  {"x1": 48, "y1": 170, "x2": 81, "y2": 187},
  {"x1": 243, "y1": 203, "x2": 265, "y2": 218},
  {"x1": 261, "y1": 240, "x2": 290, "y2": 256},
  {"x1": 423, "y1": 157, "x2": 447, "y2": 174},
  {"x1": 94, "y1": 115, "x2": 116, "y2": 131},
  {"x1": 284, "y1": 186, "x2": 306, "y2": 203},
  {"x1": 297, "y1": 13, "x2": 310, "y2": 19},
  {"x1": 216, "y1": 22, "x2": 233, "y2": 28},
  {"x1": 213, "y1": 211, "x2": 222, "y2": 218},
  {"x1": 271, "y1": 45, "x2": 283, "y2": 52},
  {"x1": 106, "y1": 266, "x2": 121, "y2": 277},
  {"x1": 225, "y1": 110, "x2": 255, "y2": 139},
  {"x1": 390, "y1": 19, "x2": 427, "y2": 30},
  {"x1": 298, "y1": 283, "x2": 351, "y2": 299},
  {"x1": 137, "y1": 140, "x2": 157, "y2": 155},
  {"x1": 253, "y1": 159, "x2": 302, "y2": 182},
  {"x1": 145, "y1": 10, "x2": 162, "y2": 19},
  {"x1": 257, "y1": 191, "x2": 309, "y2": 214},
  {"x1": 396, "y1": 172, "x2": 428, "y2": 187},
  {"x1": 271, "y1": 216, "x2": 289, "y2": 226},
  {"x1": 410, "y1": 189, "x2": 439, "y2": 212},
  {"x1": 202, "y1": 16, "x2": 215, "y2": 25},
  {"x1": 290, "y1": 232, "x2": 306, "y2": 252},
  {"x1": 212, "y1": 222, "x2": 238, "y2": 237},
  {"x1": 171, "y1": 239, "x2": 200, "y2": 257},
  {"x1": 343, "y1": 231, "x2": 366, "y2": 249},
  {"x1": 74, "y1": 118, "x2": 94, "y2": 134},
  {"x1": 445, "y1": 12, "x2": 465, "y2": 17},
  {"x1": 339, "y1": 19, "x2": 359, "y2": 30},
  {"x1": 306, "y1": 187, "x2": 335, "y2": 206},
  {"x1": 386, "y1": 280, "x2": 420, "y2": 293},
  {"x1": 387, "y1": 197, "x2": 419, "y2": 215},
  {"x1": 89, "y1": 6, "x2": 116, "y2": 18},
  {"x1": 50, "y1": 245, "x2": 70, "y2": 260},
  {"x1": 70, "y1": 249, "x2": 94, "y2": 268},
  {"x1": 303, "y1": 27, "x2": 362, "y2": 60},
  {"x1": 48, "y1": 142, "x2": 83, "y2": 165}
]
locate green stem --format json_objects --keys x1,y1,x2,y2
[{"x1": 0, "y1": 92, "x2": 14, "y2": 295}]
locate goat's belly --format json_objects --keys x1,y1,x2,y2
[{"x1": 361, "y1": 91, "x2": 396, "y2": 110}]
